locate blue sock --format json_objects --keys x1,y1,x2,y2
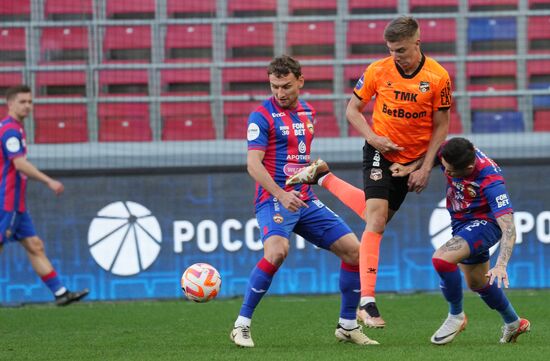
[
  {"x1": 474, "y1": 282, "x2": 519, "y2": 324},
  {"x1": 239, "y1": 258, "x2": 278, "y2": 319},
  {"x1": 432, "y1": 258, "x2": 463, "y2": 315},
  {"x1": 41, "y1": 270, "x2": 66, "y2": 296},
  {"x1": 339, "y1": 262, "x2": 360, "y2": 321}
]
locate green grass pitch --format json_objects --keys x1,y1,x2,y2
[{"x1": 1, "y1": 290, "x2": 548, "y2": 361}]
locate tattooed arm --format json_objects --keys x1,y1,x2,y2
[{"x1": 486, "y1": 213, "x2": 516, "y2": 288}]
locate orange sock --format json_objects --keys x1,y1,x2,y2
[
  {"x1": 322, "y1": 173, "x2": 367, "y2": 219},
  {"x1": 360, "y1": 231, "x2": 383, "y2": 298}
]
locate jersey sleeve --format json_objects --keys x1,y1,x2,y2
[
  {"x1": 1, "y1": 129, "x2": 25, "y2": 160},
  {"x1": 433, "y1": 71, "x2": 452, "y2": 111},
  {"x1": 483, "y1": 180, "x2": 514, "y2": 218},
  {"x1": 247, "y1": 111, "x2": 270, "y2": 151},
  {"x1": 353, "y1": 64, "x2": 377, "y2": 102}
]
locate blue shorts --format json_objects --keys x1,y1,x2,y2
[
  {"x1": 453, "y1": 220, "x2": 502, "y2": 265},
  {"x1": 0, "y1": 210, "x2": 37, "y2": 245},
  {"x1": 256, "y1": 198, "x2": 353, "y2": 250}
]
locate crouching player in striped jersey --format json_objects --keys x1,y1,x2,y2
[
  {"x1": 286, "y1": 137, "x2": 530, "y2": 344},
  {"x1": 230, "y1": 56, "x2": 378, "y2": 348}
]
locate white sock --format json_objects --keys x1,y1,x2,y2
[
  {"x1": 360, "y1": 296, "x2": 375, "y2": 307},
  {"x1": 234, "y1": 316, "x2": 251, "y2": 328},
  {"x1": 339, "y1": 317, "x2": 358, "y2": 330},
  {"x1": 449, "y1": 312, "x2": 465, "y2": 320},
  {"x1": 317, "y1": 174, "x2": 329, "y2": 186},
  {"x1": 54, "y1": 287, "x2": 67, "y2": 296},
  {"x1": 505, "y1": 319, "x2": 520, "y2": 329}
]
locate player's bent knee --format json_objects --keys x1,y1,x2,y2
[{"x1": 432, "y1": 257, "x2": 458, "y2": 272}]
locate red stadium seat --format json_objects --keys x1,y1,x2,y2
[
  {"x1": 349, "y1": 0, "x2": 397, "y2": 14},
  {"x1": 529, "y1": 0, "x2": 550, "y2": 9},
  {"x1": 344, "y1": 65, "x2": 368, "y2": 90},
  {"x1": 347, "y1": 20, "x2": 388, "y2": 58},
  {"x1": 161, "y1": 103, "x2": 215, "y2": 141},
  {"x1": 439, "y1": 62, "x2": 457, "y2": 85},
  {"x1": 469, "y1": 0, "x2": 517, "y2": 11},
  {"x1": 98, "y1": 103, "x2": 152, "y2": 142},
  {"x1": 417, "y1": 19, "x2": 456, "y2": 55},
  {"x1": 223, "y1": 67, "x2": 268, "y2": 95},
  {"x1": 409, "y1": 0, "x2": 459, "y2": 12},
  {"x1": 527, "y1": 60, "x2": 550, "y2": 83},
  {"x1": 226, "y1": 23, "x2": 274, "y2": 60},
  {"x1": 106, "y1": 0, "x2": 155, "y2": 19},
  {"x1": 45, "y1": 0, "x2": 93, "y2": 20},
  {"x1": 528, "y1": 16, "x2": 550, "y2": 53},
  {"x1": 224, "y1": 101, "x2": 259, "y2": 118},
  {"x1": 165, "y1": 25, "x2": 212, "y2": 62},
  {"x1": 0, "y1": 72, "x2": 23, "y2": 95},
  {"x1": 33, "y1": 104, "x2": 88, "y2": 144},
  {"x1": 103, "y1": 26, "x2": 151, "y2": 62},
  {"x1": 302, "y1": 66, "x2": 333, "y2": 94},
  {"x1": 228, "y1": 0, "x2": 277, "y2": 17},
  {"x1": 310, "y1": 100, "x2": 335, "y2": 115},
  {"x1": 467, "y1": 61, "x2": 516, "y2": 110},
  {"x1": 467, "y1": 61, "x2": 516, "y2": 88},
  {"x1": 35, "y1": 71, "x2": 86, "y2": 97},
  {"x1": 161, "y1": 68, "x2": 210, "y2": 95},
  {"x1": 534, "y1": 110, "x2": 550, "y2": 131},
  {"x1": 99, "y1": 70, "x2": 149, "y2": 95},
  {"x1": 313, "y1": 115, "x2": 340, "y2": 137},
  {"x1": 0, "y1": 0, "x2": 30, "y2": 21},
  {"x1": 449, "y1": 112, "x2": 463, "y2": 134},
  {"x1": 167, "y1": 0, "x2": 216, "y2": 18},
  {"x1": 0, "y1": 28, "x2": 26, "y2": 65},
  {"x1": 289, "y1": 0, "x2": 337, "y2": 15},
  {"x1": 40, "y1": 27, "x2": 88, "y2": 63},
  {"x1": 225, "y1": 116, "x2": 248, "y2": 139},
  {"x1": 287, "y1": 22, "x2": 335, "y2": 59}
]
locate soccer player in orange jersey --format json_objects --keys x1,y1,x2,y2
[
  {"x1": 335, "y1": 16, "x2": 452, "y2": 327},
  {"x1": 346, "y1": 16, "x2": 451, "y2": 328}
]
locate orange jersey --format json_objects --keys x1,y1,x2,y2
[{"x1": 353, "y1": 55, "x2": 452, "y2": 163}]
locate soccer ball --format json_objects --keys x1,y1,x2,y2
[{"x1": 181, "y1": 263, "x2": 221, "y2": 303}]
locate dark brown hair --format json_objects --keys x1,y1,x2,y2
[
  {"x1": 441, "y1": 137, "x2": 476, "y2": 170},
  {"x1": 6, "y1": 85, "x2": 31, "y2": 101},
  {"x1": 267, "y1": 55, "x2": 302, "y2": 79}
]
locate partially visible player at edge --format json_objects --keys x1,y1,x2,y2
[
  {"x1": 230, "y1": 56, "x2": 378, "y2": 348},
  {"x1": 0, "y1": 85, "x2": 89, "y2": 306},
  {"x1": 286, "y1": 137, "x2": 530, "y2": 344},
  {"x1": 344, "y1": 16, "x2": 451, "y2": 327}
]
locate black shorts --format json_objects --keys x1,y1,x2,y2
[{"x1": 362, "y1": 142, "x2": 409, "y2": 211}]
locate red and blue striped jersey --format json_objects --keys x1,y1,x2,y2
[
  {"x1": 0, "y1": 116, "x2": 27, "y2": 212},
  {"x1": 439, "y1": 147, "x2": 513, "y2": 229},
  {"x1": 247, "y1": 97, "x2": 317, "y2": 208}
]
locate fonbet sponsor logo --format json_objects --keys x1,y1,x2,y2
[
  {"x1": 88, "y1": 201, "x2": 162, "y2": 276},
  {"x1": 430, "y1": 199, "x2": 550, "y2": 252}
]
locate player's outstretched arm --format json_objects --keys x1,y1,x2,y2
[
  {"x1": 486, "y1": 213, "x2": 517, "y2": 288},
  {"x1": 247, "y1": 150, "x2": 307, "y2": 212},
  {"x1": 13, "y1": 156, "x2": 64, "y2": 195}
]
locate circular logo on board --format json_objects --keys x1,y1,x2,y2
[
  {"x1": 429, "y1": 198, "x2": 499, "y2": 255},
  {"x1": 88, "y1": 201, "x2": 162, "y2": 276}
]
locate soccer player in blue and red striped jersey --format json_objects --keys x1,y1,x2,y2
[
  {"x1": 287, "y1": 137, "x2": 530, "y2": 344},
  {"x1": 426, "y1": 137, "x2": 530, "y2": 345},
  {"x1": 0, "y1": 85, "x2": 89, "y2": 306},
  {"x1": 230, "y1": 56, "x2": 378, "y2": 348}
]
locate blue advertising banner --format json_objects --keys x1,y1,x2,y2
[{"x1": 1, "y1": 163, "x2": 549, "y2": 304}]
